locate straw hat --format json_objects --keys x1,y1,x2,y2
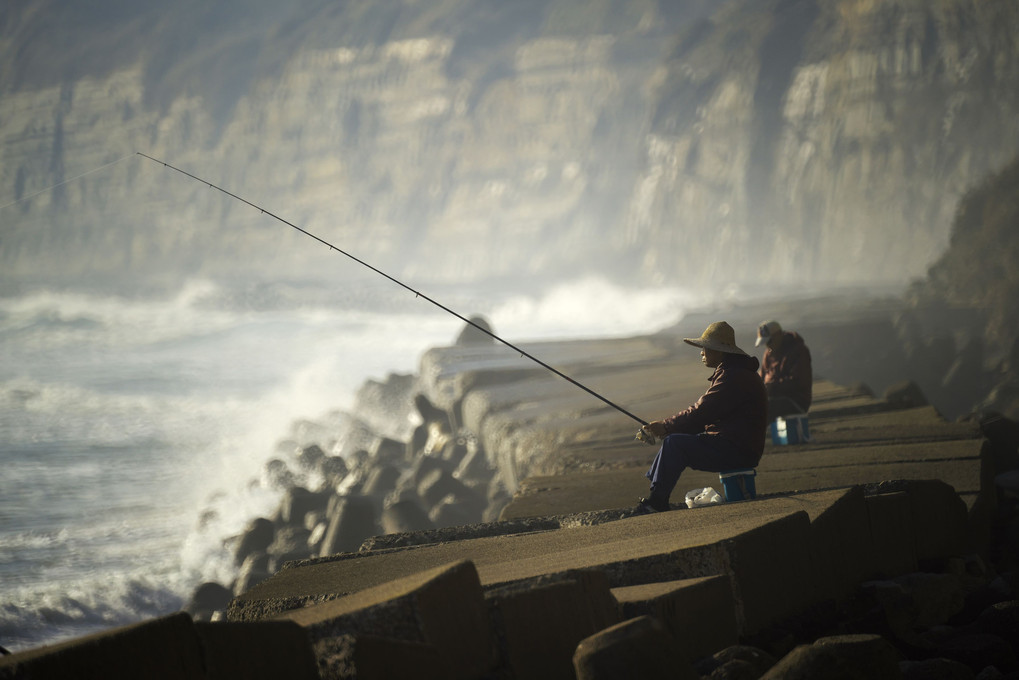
[{"x1": 683, "y1": 321, "x2": 748, "y2": 355}]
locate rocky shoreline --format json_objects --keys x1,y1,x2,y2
[
  {"x1": 187, "y1": 291, "x2": 1019, "y2": 623},
  {"x1": 4, "y1": 294, "x2": 1019, "y2": 679}
]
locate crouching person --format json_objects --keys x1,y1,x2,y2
[{"x1": 636, "y1": 322, "x2": 767, "y2": 513}]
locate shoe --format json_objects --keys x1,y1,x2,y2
[{"x1": 635, "y1": 496, "x2": 669, "y2": 514}]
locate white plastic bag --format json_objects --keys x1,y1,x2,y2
[{"x1": 685, "y1": 486, "x2": 723, "y2": 508}]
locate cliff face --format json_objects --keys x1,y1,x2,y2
[{"x1": 1, "y1": 0, "x2": 1017, "y2": 292}]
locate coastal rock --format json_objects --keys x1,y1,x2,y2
[
  {"x1": 267, "y1": 525, "x2": 314, "y2": 570},
  {"x1": 381, "y1": 500, "x2": 435, "y2": 535},
  {"x1": 971, "y1": 600, "x2": 1019, "y2": 647},
  {"x1": 884, "y1": 381, "x2": 929, "y2": 409},
  {"x1": 183, "y1": 582, "x2": 233, "y2": 622},
  {"x1": 372, "y1": 437, "x2": 407, "y2": 466},
  {"x1": 760, "y1": 634, "x2": 903, "y2": 679},
  {"x1": 277, "y1": 486, "x2": 331, "y2": 526},
  {"x1": 261, "y1": 459, "x2": 298, "y2": 490},
  {"x1": 234, "y1": 553, "x2": 271, "y2": 597},
  {"x1": 696, "y1": 645, "x2": 778, "y2": 679},
  {"x1": 417, "y1": 468, "x2": 480, "y2": 509},
  {"x1": 318, "y1": 455, "x2": 349, "y2": 490},
  {"x1": 455, "y1": 316, "x2": 495, "y2": 346},
  {"x1": 233, "y1": 518, "x2": 275, "y2": 566},
  {"x1": 362, "y1": 463, "x2": 402, "y2": 504},
  {"x1": 428, "y1": 493, "x2": 482, "y2": 528},
  {"x1": 572, "y1": 616, "x2": 697, "y2": 680},
  {"x1": 901, "y1": 657, "x2": 974, "y2": 680},
  {"x1": 937, "y1": 633, "x2": 1017, "y2": 675},
  {"x1": 319, "y1": 495, "x2": 377, "y2": 557},
  {"x1": 295, "y1": 444, "x2": 326, "y2": 471}
]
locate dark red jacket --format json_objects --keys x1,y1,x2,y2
[
  {"x1": 760, "y1": 331, "x2": 813, "y2": 411},
  {"x1": 662, "y1": 354, "x2": 768, "y2": 464}
]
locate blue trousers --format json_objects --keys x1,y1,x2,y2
[{"x1": 645, "y1": 434, "x2": 755, "y2": 503}]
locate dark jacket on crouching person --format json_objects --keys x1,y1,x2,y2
[{"x1": 760, "y1": 330, "x2": 812, "y2": 415}]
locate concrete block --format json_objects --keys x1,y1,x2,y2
[
  {"x1": 320, "y1": 495, "x2": 377, "y2": 557},
  {"x1": 807, "y1": 486, "x2": 871, "y2": 604},
  {"x1": 0, "y1": 612, "x2": 204, "y2": 680},
  {"x1": 312, "y1": 634, "x2": 449, "y2": 680},
  {"x1": 760, "y1": 633, "x2": 903, "y2": 679},
  {"x1": 612, "y1": 575, "x2": 737, "y2": 661},
  {"x1": 281, "y1": 560, "x2": 495, "y2": 680},
  {"x1": 484, "y1": 569, "x2": 619, "y2": 680},
  {"x1": 864, "y1": 491, "x2": 918, "y2": 578},
  {"x1": 573, "y1": 616, "x2": 698, "y2": 680},
  {"x1": 194, "y1": 620, "x2": 319, "y2": 680},
  {"x1": 901, "y1": 479, "x2": 969, "y2": 564},
  {"x1": 715, "y1": 510, "x2": 817, "y2": 635}
]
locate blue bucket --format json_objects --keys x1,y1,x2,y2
[
  {"x1": 719, "y1": 469, "x2": 757, "y2": 501},
  {"x1": 770, "y1": 414, "x2": 810, "y2": 445}
]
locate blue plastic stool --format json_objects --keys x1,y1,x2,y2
[{"x1": 719, "y1": 468, "x2": 757, "y2": 501}]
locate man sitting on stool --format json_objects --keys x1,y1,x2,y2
[
  {"x1": 636, "y1": 322, "x2": 768, "y2": 513},
  {"x1": 756, "y1": 320, "x2": 813, "y2": 421}
]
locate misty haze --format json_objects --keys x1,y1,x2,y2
[
  {"x1": 2, "y1": 0, "x2": 1019, "y2": 663},
  {"x1": 3, "y1": 0, "x2": 1017, "y2": 295}
]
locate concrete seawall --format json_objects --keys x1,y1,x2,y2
[{"x1": 4, "y1": 303, "x2": 1017, "y2": 679}]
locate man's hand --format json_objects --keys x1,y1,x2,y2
[
  {"x1": 635, "y1": 420, "x2": 667, "y2": 446},
  {"x1": 645, "y1": 421, "x2": 667, "y2": 438}
]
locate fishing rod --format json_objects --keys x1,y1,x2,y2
[
  {"x1": 0, "y1": 154, "x2": 135, "y2": 211},
  {"x1": 137, "y1": 152, "x2": 655, "y2": 436}
]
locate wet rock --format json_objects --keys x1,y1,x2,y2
[
  {"x1": 278, "y1": 486, "x2": 331, "y2": 526},
  {"x1": 437, "y1": 435, "x2": 469, "y2": 468},
  {"x1": 417, "y1": 468, "x2": 480, "y2": 509},
  {"x1": 971, "y1": 600, "x2": 1019, "y2": 647},
  {"x1": 406, "y1": 454, "x2": 455, "y2": 489},
  {"x1": 708, "y1": 659, "x2": 768, "y2": 680},
  {"x1": 454, "y1": 445, "x2": 494, "y2": 490},
  {"x1": 381, "y1": 500, "x2": 435, "y2": 534},
  {"x1": 884, "y1": 380, "x2": 929, "y2": 409},
  {"x1": 373, "y1": 437, "x2": 406, "y2": 466},
  {"x1": 362, "y1": 463, "x2": 402, "y2": 504},
  {"x1": 183, "y1": 582, "x2": 233, "y2": 622},
  {"x1": 901, "y1": 657, "x2": 975, "y2": 680},
  {"x1": 319, "y1": 495, "x2": 377, "y2": 556},
  {"x1": 262, "y1": 458, "x2": 297, "y2": 489},
  {"x1": 938, "y1": 633, "x2": 1017, "y2": 674},
  {"x1": 573, "y1": 616, "x2": 697, "y2": 680},
  {"x1": 941, "y1": 338, "x2": 987, "y2": 419},
  {"x1": 696, "y1": 645, "x2": 778, "y2": 679},
  {"x1": 233, "y1": 517, "x2": 275, "y2": 566},
  {"x1": 267, "y1": 525, "x2": 313, "y2": 569},
  {"x1": 760, "y1": 634, "x2": 903, "y2": 679},
  {"x1": 893, "y1": 572, "x2": 966, "y2": 628},
  {"x1": 414, "y1": 393, "x2": 450, "y2": 425},
  {"x1": 233, "y1": 552, "x2": 271, "y2": 596},
  {"x1": 296, "y1": 443, "x2": 326, "y2": 471},
  {"x1": 429, "y1": 493, "x2": 483, "y2": 528},
  {"x1": 303, "y1": 510, "x2": 326, "y2": 532},
  {"x1": 455, "y1": 315, "x2": 495, "y2": 346},
  {"x1": 352, "y1": 373, "x2": 418, "y2": 438},
  {"x1": 319, "y1": 455, "x2": 349, "y2": 489},
  {"x1": 307, "y1": 521, "x2": 327, "y2": 553}
]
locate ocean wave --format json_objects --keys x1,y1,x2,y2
[{"x1": 0, "y1": 578, "x2": 184, "y2": 652}]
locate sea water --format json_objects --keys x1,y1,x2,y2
[{"x1": 0, "y1": 276, "x2": 695, "y2": 652}]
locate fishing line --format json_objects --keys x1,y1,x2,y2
[
  {"x1": 0, "y1": 154, "x2": 136, "y2": 211},
  {"x1": 137, "y1": 152, "x2": 651, "y2": 429}
]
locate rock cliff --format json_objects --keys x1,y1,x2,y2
[{"x1": 1, "y1": 0, "x2": 1017, "y2": 291}]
